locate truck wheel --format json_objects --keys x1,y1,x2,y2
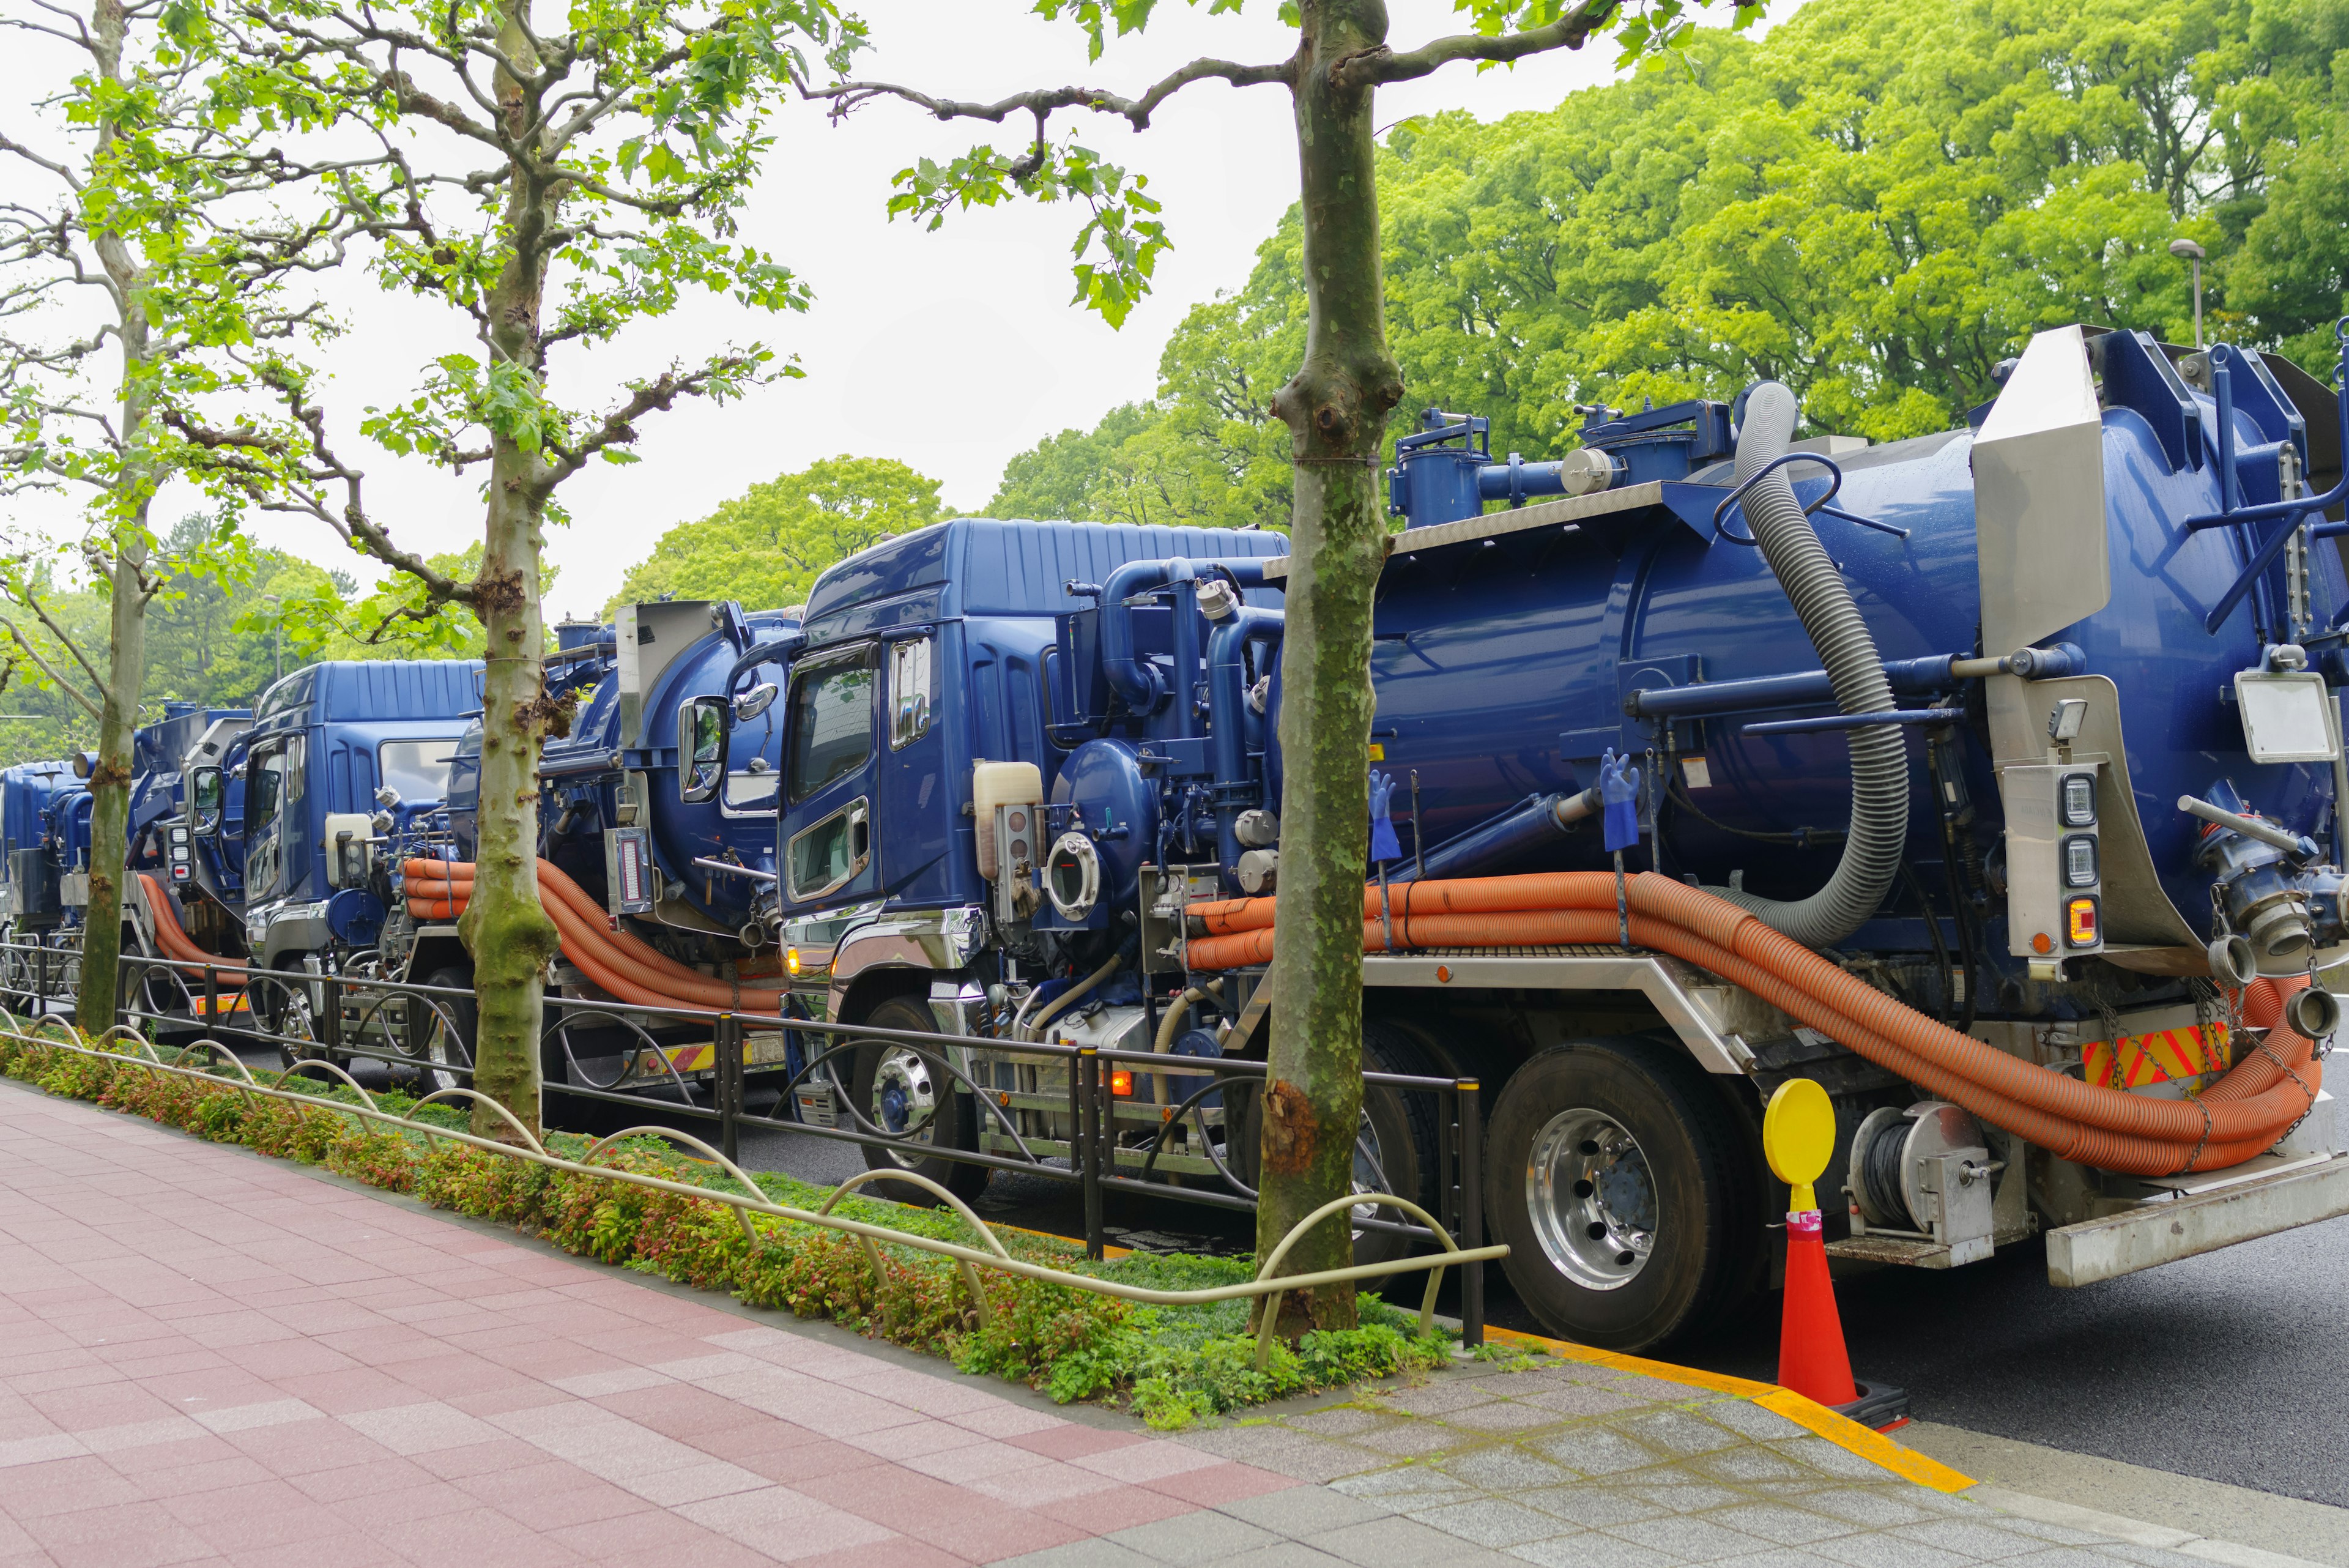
[
  {"x1": 418, "y1": 967, "x2": 476, "y2": 1095},
  {"x1": 1485, "y1": 1037, "x2": 1749, "y2": 1351},
  {"x1": 847, "y1": 996, "x2": 990, "y2": 1204}
]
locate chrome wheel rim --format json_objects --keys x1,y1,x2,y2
[
  {"x1": 424, "y1": 1003, "x2": 469, "y2": 1091},
  {"x1": 1527, "y1": 1108, "x2": 1655, "y2": 1291},
  {"x1": 870, "y1": 1045, "x2": 940, "y2": 1165}
]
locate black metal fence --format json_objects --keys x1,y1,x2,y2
[{"x1": 4, "y1": 941, "x2": 1488, "y2": 1345}]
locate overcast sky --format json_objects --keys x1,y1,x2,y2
[{"x1": 10, "y1": 2, "x2": 1680, "y2": 620}]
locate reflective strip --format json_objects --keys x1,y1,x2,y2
[{"x1": 2084, "y1": 1022, "x2": 2231, "y2": 1090}]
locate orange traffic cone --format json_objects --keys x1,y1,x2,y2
[
  {"x1": 1778, "y1": 1204, "x2": 1858, "y2": 1406},
  {"x1": 1762, "y1": 1080, "x2": 1907, "y2": 1431}
]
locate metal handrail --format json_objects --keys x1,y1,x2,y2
[
  {"x1": 0, "y1": 1017, "x2": 1507, "y2": 1340},
  {"x1": 2, "y1": 940, "x2": 1501, "y2": 1342}
]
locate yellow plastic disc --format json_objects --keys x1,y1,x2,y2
[{"x1": 1762, "y1": 1077, "x2": 1836, "y2": 1187}]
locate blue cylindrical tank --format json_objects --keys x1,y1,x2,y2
[
  {"x1": 536, "y1": 604, "x2": 800, "y2": 931},
  {"x1": 1288, "y1": 340, "x2": 2343, "y2": 949}
]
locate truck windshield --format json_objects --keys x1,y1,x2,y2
[
  {"x1": 787, "y1": 652, "x2": 875, "y2": 803},
  {"x1": 379, "y1": 740, "x2": 457, "y2": 803}
]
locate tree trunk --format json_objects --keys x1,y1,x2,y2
[
  {"x1": 77, "y1": 530, "x2": 147, "y2": 1033},
  {"x1": 456, "y1": 0, "x2": 562, "y2": 1141},
  {"x1": 1255, "y1": 0, "x2": 1408, "y2": 1336},
  {"x1": 75, "y1": 0, "x2": 150, "y2": 1036}
]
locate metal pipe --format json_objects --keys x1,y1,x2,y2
[
  {"x1": 1206, "y1": 608, "x2": 1285, "y2": 875},
  {"x1": 1742, "y1": 708, "x2": 1963, "y2": 738},
  {"x1": 1628, "y1": 647, "x2": 2084, "y2": 722},
  {"x1": 1097, "y1": 558, "x2": 1272, "y2": 712},
  {"x1": 693, "y1": 857, "x2": 777, "y2": 883},
  {"x1": 2178, "y1": 793, "x2": 2319, "y2": 859}
]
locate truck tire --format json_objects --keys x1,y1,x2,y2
[
  {"x1": 1351, "y1": 1019, "x2": 1443, "y2": 1271},
  {"x1": 418, "y1": 967, "x2": 476, "y2": 1095},
  {"x1": 1222, "y1": 1018, "x2": 1441, "y2": 1272},
  {"x1": 847, "y1": 995, "x2": 990, "y2": 1204},
  {"x1": 1484, "y1": 1037, "x2": 1750, "y2": 1351}
]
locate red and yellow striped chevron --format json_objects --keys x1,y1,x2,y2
[{"x1": 2084, "y1": 1022, "x2": 2232, "y2": 1090}]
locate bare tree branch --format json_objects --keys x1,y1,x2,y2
[
  {"x1": 1346, "y1": 0, "x2": 1622, "y2": 85},
  {"x1": 804, "y1": 49, "x2": 1297, "y2": 136}
]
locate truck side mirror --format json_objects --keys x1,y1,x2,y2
[
  {"x1": 190, "y1": 767, "x2": 223, "y2": 836},
  {"x1": 734, "y1": 682, "x2": 779, "y2": 723},
  {"x1": 678, "y1": 697, "x2": 727, "y2": 803}
]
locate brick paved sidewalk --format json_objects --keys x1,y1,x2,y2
[{"x1": 0, "y1": 1079, "x2": 2306, "y2": 1568}]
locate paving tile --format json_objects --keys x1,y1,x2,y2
[
  {"x1": 1310, "y1": 1514, "x2": 1515, "y2": 1567},
  {"x1": 1519, "y1": 1487, "x2": 1670, "y2": 1529},
  {"x1": 1891, "y1": 1519, "x2": 2063, "y2": 1559},
  {"x1": 1520, "y1": 1387, "x2": 1650, "y2": 1421},
  {"x1": 1529, "y1": 1428, "x2": 1661, "y2": 1478},
  {"x1": 1217, "y1": 1484, "x2": 1392, "y2": 1535},
  {"x1": 1409, "y1": 1497, "x2": 1574, "y2": 1549},
  {"x1": 1384, "y1": 1383, "x2": 1502, "y2": 1417},
  {"x1": 1616, "y1": 1411, "x2": 1742, "y2": 1458},
  {"x1": 1507, "y1": 1532, "x2": 1677, "y2": 1568},
  {"x1": 1439, "y1": 1445, "x2": 1580, "y2": 1493},
  {"x1": 990, "y1": 1540, "x2": 1160, "y2": 1568},
  {"x1": 1290, "y1": 1407, "x2": 1406, "y2": 1438},
  {"x1": 1799, "y1": 1489, "x2": 1937, "y2": 1529},
  {"x1": 1606, "y1": 1515, "x2": 1772, "y2": 1562},
  {"x1": 1105, "y1": 1506, "x2": 1280, "y2": 1564},
  {"x1": 1698, "y1": 1502, "x2": 1855, "y2": 1545},
  {"x1": 1809, "y1": 1532, "x2": 1978, "y2": 1568},
  {"x1": 1698, "y1": 1403, "x2": 1808, "y2": 1443},
  {"x1": 1331, "y1": 1465, "x2": 1475, "y2": 1505},
  {"x1": 1771, "y1": 1437, "x2": 1894, "y2": 1482},
  {"x1": 1178, "y1": 1426, "x2": 1389, "y2": 1484}
]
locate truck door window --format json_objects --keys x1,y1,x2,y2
[
  {"x1": 889, "y1": 636, "x2": 933, "y2": 750},
  {"x1": 787, "y1": 650, "x2": 876, "y2": 803},
  {"x1": 249, "y1": 747, "x2": 286, "y2": 831},
  {"x1": 787, "y1": 797, "x2": 869, "y2": 901},
  {"x1": 379, "y1": 740, "x2": 457, "y2": 803}
]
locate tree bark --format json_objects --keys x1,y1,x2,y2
[
  {"x1": 455, "y1": 0, "x2": 562, "y2": 1141},
  {"x1": 1255, "y1": 0, "x2": 1408, "y2": 1336},
  {"x1": 75, "y1": 0, "x2": 153, "y2": 1035}
]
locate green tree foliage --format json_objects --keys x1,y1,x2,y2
[
  {"x1": 612, "y1": 455, "x2": 943, "y2": 614},
  {"x1": 998, "y1": 0, "x2": 2347, "y2": 522},
  {"x1": 0, "y1": 515, "x2": 508, "y2": 767}
]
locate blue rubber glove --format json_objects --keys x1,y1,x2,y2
[
  {"x1": 1600, "y1": 748, "x2": 1642, "y2": 853},
  {"x1": 1368, "y1": 768, "x2": 1403, "y2": 864}
]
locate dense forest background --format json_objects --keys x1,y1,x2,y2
[{"x1": 4, "y1": 0, "x2": 2340, "y2": 764}]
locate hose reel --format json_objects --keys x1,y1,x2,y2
[{"x1": 1846, "y1": 1101, "x2": 2002, "y2": 1264}]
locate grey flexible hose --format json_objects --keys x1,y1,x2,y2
[{"x1": 1701, "y1": 382, "x2": 1908, "y2": 947}]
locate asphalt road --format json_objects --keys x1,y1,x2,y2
[{"x1": 305, "y1": 1049, "x2": 2349, "y2": 1512}]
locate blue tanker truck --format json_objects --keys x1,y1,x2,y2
[
  {"x1": 732, "y1": 322, "x2": 2349, "y2": 1350},
  {"x1": 429, "y1": 598, "x2": 806, "y2": 1093}
]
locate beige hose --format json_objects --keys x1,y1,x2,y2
[
  {"x1": 1149, "y1": 978, "x2": 1224, "y2": 1105},
  {"x1": 1025, "y1": 954, "x2": 1123, "y2": 1042}
]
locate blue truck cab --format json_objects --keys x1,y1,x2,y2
[
  {"x1": 185, "y1": 661, "x2": 483, "y2": 978},
  {"x1": 766, "y1": 519, "x2": 1288, "y2": 1194},
  {"x1": 0, "y1": 759, "x2": 78, "y2": 934}
]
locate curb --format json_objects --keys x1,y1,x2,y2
[{"x1": 1481, "y1": 1323, "x2": 1976, "y2": 1494}]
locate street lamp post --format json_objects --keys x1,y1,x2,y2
[{"x1": 2169, "y1": 237, "x2": 2206, "y2": 349}]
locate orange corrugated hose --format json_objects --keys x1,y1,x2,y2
[
  {"x1": 400, "y1": 858, "x2": 787, "y2": 1013},
  {"x1": 136, "y1": 873, "x2": 246, "y2": 986},
  {"x1": 135, "y1": 873, "x2": 247, "y2": 1019},
  {"x1": 1186, "y1": 871, "x2": 2324, "y2": 1176}
]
